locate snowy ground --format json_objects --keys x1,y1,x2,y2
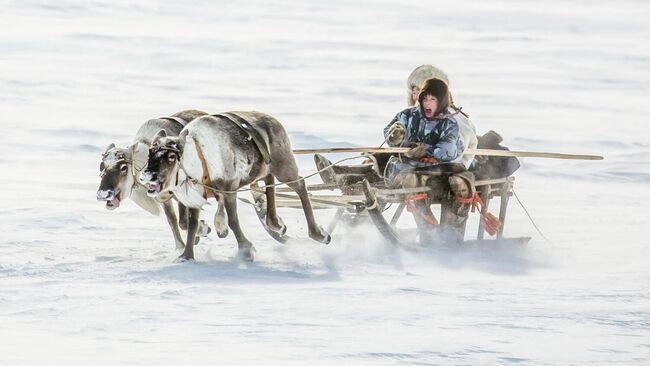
[{"x1": 1, "y1": 1, "x2": 650, "y2": 365}]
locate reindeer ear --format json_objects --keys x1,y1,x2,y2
[
  {"x1": 104, "y1": 143, "x2": 116, "y2": 155},
  {"x1": 178, "y1": 130, "x2": 189, "y2": 151},
  {"x1": 152, "y1": 129, "x2": 167, "y2": 145},
  {"x1": 99, "y1": 162, "x2": 105, "y2": 172}
]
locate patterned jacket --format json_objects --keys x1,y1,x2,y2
[{"x1": 383, "y1": 105, "x2": 464, "y2": 163}]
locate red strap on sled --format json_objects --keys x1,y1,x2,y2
[
  {"x1": 405, "y1": 193, "x2": 428, "y2": 203},
  {"x1": 455, "y1": 192, "x2": 501, "y2": 236},
  {"x1": 418, "y1": 157, "x2": 438, "y2": 164},
  {"x1": 405, "y1": 194, "x2": 439, "y2": 226}
]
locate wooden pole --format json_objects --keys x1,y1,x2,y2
[
  {"x1": 292, "y1": 147, "x2": 603, "y2": 161},
  {"x1": 497, "y1": 180, "x2": 511, "y2": 240},
  {"x1": 477, "y1": 185, "x2": 491, "y2": 240}
]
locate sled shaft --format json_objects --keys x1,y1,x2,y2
[{"x1": 292, "y1": 147, "x2": 603, "y2": 161}]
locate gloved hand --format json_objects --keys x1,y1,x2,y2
[
  {"x1": 386, "y1": 123, "x2": 406, "y2": 145},
  {"x1": 405, "y1": 143, "x2": 427, "y2": 160}
]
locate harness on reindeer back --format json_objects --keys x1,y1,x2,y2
[
  {"x1": 212, "y1": 113, "x2": 271, "y2": 164},
  {"x1": 158, "y1": 116, "x2": 191, "y2": 127},
  {"x1": 192, "y1": 112, "x2": 272, "y2": 199},
  {"x1": 148, "y1": 113, "x2": 272, "y2": 200}
]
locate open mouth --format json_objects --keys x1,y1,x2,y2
[
  {"x1": 425, "y1": 108, "x2": 433, "y2": 116},
  {"x1": 147, "y1": 182, "x2": 162, "y2": 195},
  {"x1": 105, "y1": 196, "x2": 120, "y2": 210}
]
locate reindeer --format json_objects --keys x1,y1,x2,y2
[
  {"x1": 96, "y1": 110, "x2": 212, "y2": 249},
  {"x1": 139, "y1": 111, "x2": 330, "y2": 261}
]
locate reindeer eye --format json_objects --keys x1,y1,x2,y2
[
  {"x1": 168, "y1": 153, "x2": 176, "y2": 162},
  {"x1": 120, "y1": 164, "x2": 128, "y2": 174}
]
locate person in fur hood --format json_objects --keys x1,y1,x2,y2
[
  {"x1": 384, "y1": 78, "x2": 464, "y2": 171},
  {"x1": 406, "y1": 64, "x2": 450, "y2": 107},
  {"x1": 384, "y1": 72, "x2": 477, "y2": 244},
  {"x1": 403, "y1": 64, "x2": 478, "y2": 169}
]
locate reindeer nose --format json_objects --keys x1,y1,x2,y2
[
  {"x1": 97, "y1": 189, "x2": 114, "y2": 201},
  {"x1": 139, "y1": 170, "x2": 156, "y2": 183}
]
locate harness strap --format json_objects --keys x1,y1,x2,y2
[
  {"x1": 158, "y1": 116, "x2": 189, "y2": 127},
  {"x1": 418, "y1": 157, "x2": 437, "y2": 164},
  {"x1": 405, "y1": 193, "x2": 429, "y2": 203},
  {"x1": 455, "y1": 192, "x2": 479, "y2": 208},
  {"x1": 212, "y1": 112, "x2": 272, "y2": 164},
  {"x1": 404, "y1": 193, "x2": 439, "y2": 226},
  {"x1": 192, "y1": 137, "x2": 214, "y2": 199}
]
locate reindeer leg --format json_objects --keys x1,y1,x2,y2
[
  {"x1": 176, "y1": 202, "x2": 209, "y2": 245},
  {"x1": 264, "y1": 174, "x2": 286, "y2": 235},
  {"x1": 223, "y1": 191, "x2": 254, "y2": 261},
  {"x1": 286, "y1": 178, "x2": 331, "y2": 244},
  {"x1": 213, "y1": 195, "x2": 229, "y2": 238},
  {"x1": 178, "y1": 207, "x2": 200, "y2": 261},
  {"x1": 162, "y1": 201, "x2": 185, "y2": 250},
  {"x1": 178, "y1": 203, "x2": 188, "y2": 231},
  {"x1": 272, "y1": 161, "x2": 330, "y2": 244},
  {"x1": 196, "y1": 219, "x2": 211, "y2": 238}
]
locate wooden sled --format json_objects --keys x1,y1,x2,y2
[{"x1": 248, "y1": 153, "x2": 531, "y2": 247}]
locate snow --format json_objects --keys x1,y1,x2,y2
[{"x1": 1, "y1": 0, "x2": 650, "y2": 364}]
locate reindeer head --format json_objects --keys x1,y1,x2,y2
[
  {"x1": 139, "y1": 129, "x2": 186, "y2": 198},
  {"x1": 97, "y1": 143, "x2": 135, "y2": 210}
]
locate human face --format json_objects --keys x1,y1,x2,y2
[
  {"x1": 422, "y1": 94, "x2": 438, "y2": 119},
  {"x1": 411, "y1": 86, "x2": 421, "y2": 105}
]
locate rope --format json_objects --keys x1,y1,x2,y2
[
  {"x1": 404, "y1": 193, "x2": 439, "y2": 226},
  {"x1": 512, "y1": 187, "x2": 552, "y2": 244},
  {"x1": 379, "y1": 136, "x2": 400, "y2": 186},
  {"x1": 189, "y1": 155, "x2": 371, "y2": 195}
]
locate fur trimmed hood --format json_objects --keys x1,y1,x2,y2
[{"x1": 406, "y1": 65, "x2": 450, "y2": 106}]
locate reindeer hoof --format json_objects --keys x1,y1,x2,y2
[
  {"x1": 175, "y1": 254, "x2": 194, "y2": 262},
  {"x1": 198, "y1": 220, "x2": 211, "y2": 237},
  {"x1": 268, "y1": 223, "x2": 287, "y2": 236},
  {"x1": 311, "y1": 226, "x2": 331, "y2": 245},
  {"x1": 237, "y1": 246, "x2": 255, "y2": 262},
  {"x1": 214, "y1": 215, "x2": 228, "y2": 238},
  {"x1": 217, "y1": 228, "x2": 229, "y2": 238},
  {"x1": 266, "y1": 216, "x2": 287, "y2": 236}
]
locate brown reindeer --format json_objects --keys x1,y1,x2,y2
[
  {"x1": 140, "y1": 111, "x2": 330, "y2": 262},
  {"x1": 97, "y1": 110, "x2": 211, "y2": 249}
]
